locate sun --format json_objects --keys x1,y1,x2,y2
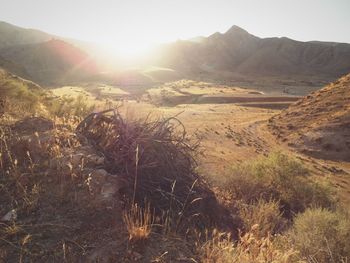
[{"x1": 106, "y1": 39, "x2": 154, "y2": 59}]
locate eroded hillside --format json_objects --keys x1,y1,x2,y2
[{"x1": 269, "y1": 73, "x2": 350, "y2": 161}]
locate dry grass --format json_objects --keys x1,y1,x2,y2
[
  {"x1": 0, "y1": 127, "x2": 42, "y2": 214},
  {"x1": 224, "y1": 152, "x2": 335, "y2": 217},
  {"x1": 123, "y1": 203, "x2": 154, "y2": 242},
  {"x1": 237, "y1": 199, "x2": 287, "y2": 237},
  {"x1": 199, "y1": 225, "x2": 301, "y2": 263},
  {"x1": 1, "y1": 75, "x2": 349, "y2": 262},
  {"x1": 45, "y1": 94, "x2": 95, "y2": 119}
]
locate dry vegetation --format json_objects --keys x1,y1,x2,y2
[
  {"x1": 1, "y1": 73, "x2": 350, "y2": 262},
  {"x1": 269, "y1": 73, "x2": 350, "y2": 161}
]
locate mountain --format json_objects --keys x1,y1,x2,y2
[
  {"x1": 0, "y1": 55, "x2": 30, "y2": 78},
  {"x1": 154, "y1": 26, "x2": 350, "y2": 87},
  {"x1": 0, "y1": 21, "x2": 103, "y2": 85},
  {"x1": 269, "y1": 73, "x2": 350, "y2": 161},
  {"x1": 0, "y1": 39, "x2": 99, "y2": 85},
  {"x1": 1, "y1": 21, "x2": 350, "y2": 88},
  {"x1": 0, "y1": 21, "x2": 52, "y2": 49}
]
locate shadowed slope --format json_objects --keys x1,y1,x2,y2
[{"x1": 0, "y1": 39, "x2": 98, "y2": 85}]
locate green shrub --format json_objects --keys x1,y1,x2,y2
[
  {"x1": 290, "y1": 208, "x2": 350, "y2": 262},
  {"x1": 225, "y1": 152, "x2": 335, "y2": 216}
]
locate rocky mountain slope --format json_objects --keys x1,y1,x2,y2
[
  {"x1": 154, "y1": 26, "x2": 350, "y2": 86},
  {"x1": 0, "y1": 39, "x2": 98, "y2": 85},
  {"x1": 0, "y1": 21, "x2": 52, "y2": 49},
  {"x1": 1, "y1": 21, "x2": 350, "y2": 89},
  {"x1": 0, "y1": 55, "x2": 30, "y2": 78},
  {"x1": 269, "y1": 73, "x2": 350, "y2": 161}
]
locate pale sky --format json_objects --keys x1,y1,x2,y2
[{"x1": 0, "y1": 0, "x2": 349, "y2": 55}]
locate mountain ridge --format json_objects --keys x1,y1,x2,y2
[
  {"x1": 154, "y1": 26, "x2": 350, "y2": 88},
  {"x1": 0, "y1": 38, "x2": 99, "y2": 85},
  {"x1": 1, "y1": 21, "x2": 350, "y2": 89}
]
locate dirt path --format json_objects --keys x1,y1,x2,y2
[{"x1": 158, "y1": 102, "x2": 350, "y2": 207}]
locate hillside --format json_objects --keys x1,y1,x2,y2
[
  {"x1": 0, "y1": 55, "x2": 30, "y2": 78},
  {"x1": 0, "y1": 68, "x2": 43, "y2": 100},
  {"x1": 0, "y1": 21, "x2": 52, "y2": 49},
  {"x1": 0, "y1": 68, "x2": 46, "y2": 118},
  {"x1": 154, "y1": 26, "x2": 350, "y2": 88},
  {"x1": 1, "y1": 68, "x2": 350, "y2": 262},
  {"x1": 0, "y1": 39, "x2": 99, "y2": 85},
  {"x1": 269, "y1": 73, "x2": 350, "y2": 161}
]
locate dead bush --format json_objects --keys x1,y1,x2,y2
[{"x1": 76, "y1": 109, "x2": 235, "y2": 233}]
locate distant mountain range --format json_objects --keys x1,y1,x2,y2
[
  {"x1": 0, "y1": 21, "x2": 52, "y2": 48},
  {"x1": 0, "y1": 21, "x2": 99, "y2": 85},
  {"x1": 0, "y1": 21, "x2": 350, "y2": 88},
  {"x1": 154, "y1": 26, "x2": 350, "y2": 84}
]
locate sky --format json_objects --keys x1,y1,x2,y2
[{"x1": 0, "y1": 0, "x2": 349, "y2": 55}]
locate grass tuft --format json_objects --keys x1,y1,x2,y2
[{"x1": 123, "y1": 203, "x2": 154, "y2": 242}]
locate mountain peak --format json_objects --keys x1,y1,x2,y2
[{"x1": 225, "y1": 25, "x2": 249, "y2": 35}]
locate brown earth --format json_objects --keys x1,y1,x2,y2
[
  {"x1": 269, "y1": 73, "x2": 350, "y2": 162},
  {"x1": 2, "y1": 86, "x2": 350, "y2": 262}
]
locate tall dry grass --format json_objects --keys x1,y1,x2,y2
[
  {"x1": 199, "y1": 225, "x2": 301, "y2": 263},
  {"x1": 123, "y1": 203, "x2": 154, "y2": 242}
]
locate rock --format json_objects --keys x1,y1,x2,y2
[
  {"x1": 1, "y1": 209, "x2": 17, "y2": 222},
  {"x1": 70, "y1": 153, "x2": 84, "y2": 167},
  {"x1": 50, "y1": 153, "x2": 87, "y2": 172},
  {"x1": 8, "y1": 131, "x2": 55, "y2": 164},
  {"x1": 90, "y1": 169, "x2": 108, "y2": 180},
  {"x1": 11, "y1": 117, "x2": 54, "y2": 134},
  {"x1": 100, "y1": 182, "x2": 119, "y2": 199},
  {"x1": 86, "y1": 154, "x2": 105, "y2": 166},
  {"x1": 86, "y1": 169, "x2": 109, "y2": 194},
  {"x1": 86, "y1": 169, "x2": 127, "y2": 201}
]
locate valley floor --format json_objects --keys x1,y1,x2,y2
[{"x1": 50, "y1": 80, "x2": 350, "y2": 207}]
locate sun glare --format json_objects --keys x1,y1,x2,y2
[{"x1": 106, "y1": 39, "x2": 154, "y2": 59}]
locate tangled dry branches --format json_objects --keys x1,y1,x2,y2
[{"x1": 77, "y1": 109, "x2": 203, "y2": 210}]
